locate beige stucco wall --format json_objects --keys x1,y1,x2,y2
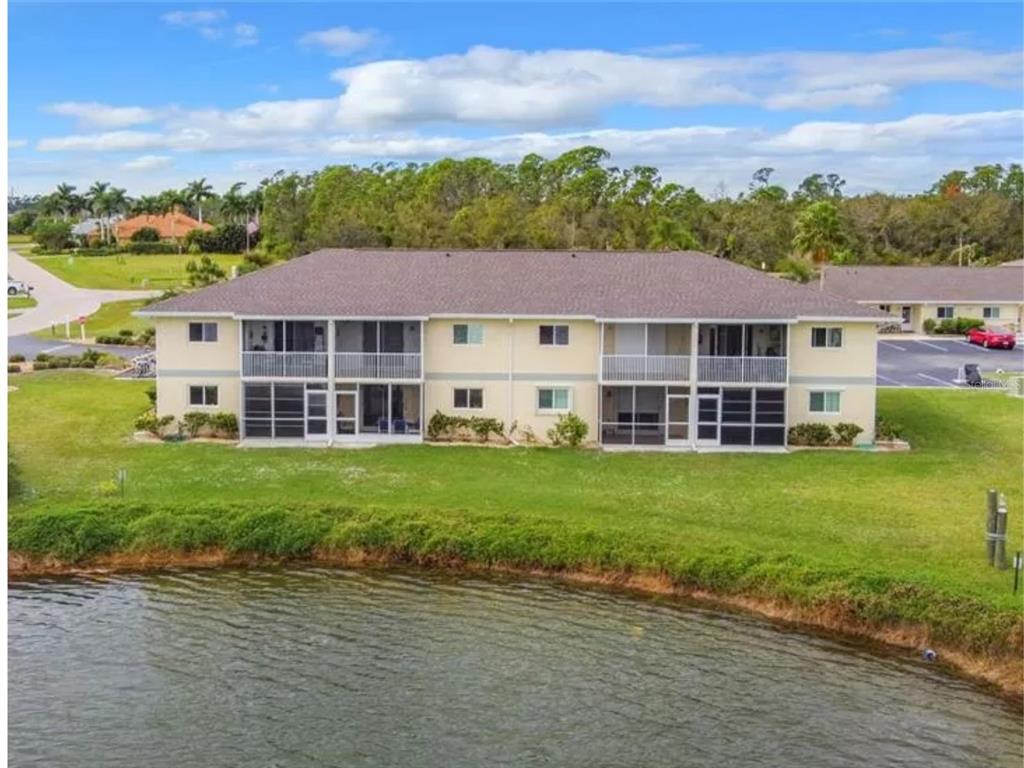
[
  {"x1": 423, "y1": 318, "x2": 600, "y2": 443},
  {"x1": 874, "y1": 302, "x2": 1022, "y2": 333},
  {"x1": 153, "y1": 317, "x2": 240, "y2": 419},
  {"x1": 788, "y1": 321, "x2": 877, "y2": 444}
]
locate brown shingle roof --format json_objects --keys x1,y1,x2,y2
[
  {"x1": 115, "y1": 212, "x2": 212, "y2": 241},
  {"x1": 141, "y1": 249, "x2": 886, "y2": 320},
  {"x1": 823, "y1": 266, "x2": 1024, "y2": 303}
]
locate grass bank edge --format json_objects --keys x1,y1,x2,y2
[{"x1": 10, "y1": 502, "x2": 1022, "y2": 659}]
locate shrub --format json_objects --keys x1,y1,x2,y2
[
  {"x1": 225, "y1": 508, "x2": 332, "y2": 557},
  {"x1": 833, "y1": 422, "x2": 865, "y2": 446},
  {"x1": 185, "y1": 223, "x2": 250, "y2": 254},
  {"x1": 8, "y1": 456, "x2": 24, "y2": 500},
  {"x1": 547, "y1": 412, "x2": 589, "y2": 447},
  {"x1": 931, "y1": 317, "x2": 985, "y2": 335},
  {"x1": 135, "y1": 412, "x2": 175, "y2": 436},
  {"x1": 426, "y1": 411, "x2": 505, "y2": 442},
  {"x1": 31, "y1": 218, "x2": 73, "y2": 251},
  {"x1": 876, "y1": 417, "x2": 903, "y2": 441},
  {"x1": 120, "y1": 242, "x2": 179, "y2": 255},
  {"x1": 923, "y1": 318, "x2": 936, "y2": 334},
  {"x1": 787, "y1": 422, "x2": 834, "y2": 446},
  {"x1": 8, "y1": 210, "x2": 36, "y2": 235},
  {"x1": 9, "y1": 354, "x2": 25, "y2": 363},
  {"x1": 181, "y1": 412, "x2": 210, "y2": 437},
  {"x1": 145, "y1": 385, "x2": 157, "y2": 407},
  {"x1": 118, "y1": 328, "x2": 135, "y2": 338},
  {"x1": 185, "y1": 255, "x2": 227, "y2": 286},
  {"x1": 208, "y1": 412, "x2": 239, "y2": 438},
  {"x1": 96, "y1": 335, "x2": 129, "y2": 345},
  {"x1": 128, "y1": 512, "x2": 224, "y2": 552},
  {"x1": 8, "y1": 364, "x2": 21, "y2": 374},
  {"x1": 130, "y1": 226, "x2": 161, "y2": 243},
  {"x1": 136, "y1": 327, "x2": 155, "y2": 346},
  {"x1": 33, "y1": 353, "x2": 50, "y2": 362},
  {"x1": 9, "y1": 508, "x2": 127, "y2": 562}
]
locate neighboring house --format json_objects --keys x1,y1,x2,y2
[
  {"x1": 114, "y1": 212, "x2": 211, "y2": 243},
  {"x1": 821, "y1": 266, "x2": 1024, "y2": 334},
  {"x1": 137, "y1": 249, "x2": 886, "y2": 449},
  {"x1": 71, "y1": 216, "x2": 123, "y2": 244}
]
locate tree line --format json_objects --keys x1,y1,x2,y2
[{"x1": 9, "y1": 147, "x2": 1023, "y2": 270}]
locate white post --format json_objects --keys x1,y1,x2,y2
[
  {"x1": 327, "y1": 319, "x2": 336, "y2": 446},
  {"x1": 689, "y1": 321, "x2": 699, "y2": 450},
  {"x1": 80, "y1": 322, "x2": 85, "y2": 341},
  {"x1": 65, "y1": 315, "x2": 71, "y2": 337}
]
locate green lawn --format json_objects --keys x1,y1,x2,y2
[
  {"x1": 7, "y1": 295, "x2": 37, "y2": 316},
  {"x1": 8, "y1": 234, "x2": 33, "y2": 244},
  {"x1": 26, "y1": 252, "x2": 244, "y2": 289},
  {"x1": 8, "y1": 371, "x2": 1023, "y2": 628},
  {"x1": 32, "y1": 298, "x2": 151, "y2": 341}
]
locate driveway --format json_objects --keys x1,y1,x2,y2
[
  {"x1": 8, "y1": 333, "x2": 147, "y2": 361},
  {"x1": 877, "y1": 337, "x2": 1024, "y2": 388},
  {"x1": 7, "y1": 248, "x2": 159, "y2": 336}
]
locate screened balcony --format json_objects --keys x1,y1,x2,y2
[
  {"x1": 242, "y1": 320, "x2": 328, "y2": 378},
  {"x1": 334, "y1": 320, "x2": 423, "y2": 381},
  {"x1": 696, "y1": 323, "x2": 788, "y2": 384},
  {"x1": 600, "y1": 323, "x2": 691, "y2": 383}
]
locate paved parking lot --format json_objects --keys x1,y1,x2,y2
[{"x1": 877, "y1": 337, "x2": 1024, "y2": 388}]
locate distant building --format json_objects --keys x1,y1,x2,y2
[
  {"x1": 114, "y1": 212, "x2": 211, "y2": 243},
  {"x1": 821, "y1": 266, "x2": 1024, "y2": 333}
]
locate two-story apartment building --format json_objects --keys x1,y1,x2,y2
[{"x1": 138, "y1": 249, "x2": 886, "y2": 449}]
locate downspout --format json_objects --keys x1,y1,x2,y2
[{"x1": 506, "y1": 317, "x2": 519, "y2": 445}]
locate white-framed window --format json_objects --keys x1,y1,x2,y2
[
  {"x1": 537, "y1": 387, "x2": 571, "y2": 412},
  {"x1": 188, "y1": 322, "x2": 218, "y2": 342},
  {"x1": 936, "y1": 306, "x2": 954, "y2": 320},
  {"x1": 810, "y1": 326, "x2": 843, "y2": 348},
  {"x1": 453, "y1": 323, "x2": 484, "y2": 345},
  {"x1": 539, "y1": 324, "x2": 569, "y2": 346},
  {"x1": 878, "y1": 304, "x2": 892, "y2": 313},
  {"x1": 808, "y1": 390, "x2": 841, "y2": 414},
  {"x1": 189, "y1": 385, "x2": 219, "y2": 407},
  {"x1": 453, "y1": 387, "x2": 484, "y2": 409},
  {"x1": 983, "y1": 307, "x2": 1000, "y2": 319}
]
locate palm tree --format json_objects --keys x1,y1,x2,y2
[
  {"x1": 131, "y1": 195, "x2": 162, "y2": 216},
  {"x1": 220, "y1": 182, "x2": 247, "y2": 225},
  {"x1": 99, "y1": 188, "x2": 129, "y2": 243},
  {"x1": 185, "y1": 178, "x2": 215, "y2": 224},
  {"x1": 159, "y1": 189, "x2": 189, "y2": 253},
  {"x1": 244, "y1": 186, "x2": 264, "y2": 252},
  {"x1": 792, "y1": 200, "x2": 845, "y2": 265},
  {"x1": 53, "y1": 183, "x2": 79, "y2": 221}
]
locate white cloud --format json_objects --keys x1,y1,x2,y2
[
  {"x1": 160, "y1": 9, "x2": 226, "y2": 27},
  {"x1": 122, "y1": 155, "x2": 173, "y2": 171},
  {"x1": 326, "y1": 45, "x2": 1021, "y2": 129},
  {"x1": 9, "y1": 139, "x2": 28, "y2": 148},
  {"x1": 234, "y1": 23, "x2": 259, "y2": 47},
  {"x1": 299, "y1": 26, "x2": 376, "y2": 56},
  {"x1": 44, "y1": 101, "x2": 159, "y2": 128}
]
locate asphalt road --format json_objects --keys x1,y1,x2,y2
[
  {"x1": 877, "y1": 337, "x2": 1024, "y2": 388},
  {"x1": 7, "y1": 248, "x2": 159, "y2": 336},
  {"x1": 7, "y1": 333, "x2": 146, "y2": 361}
]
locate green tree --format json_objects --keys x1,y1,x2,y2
[
  {"x1": 31, "y1": 218, "x2": 72, "y2": 251},
  {"x1": 185, "y1": 178, "x2": 215, "y2": 223},
  {"x1": 793, "y1": 200, "x2": 845, "y2": 264},
  {"x1": 185, "y1": 255, "x2": 227, "y2": 286}
]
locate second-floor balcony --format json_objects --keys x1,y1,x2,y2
[
  {"x1": 243, "y1": 351, "x2": 328, "y2": 378},
  {"x1": 696, "y1": 356, "x2": 787, "y2": 384},
  {"x1": 334, "y1": 352, "x2": 422, "y2": 380},
  {"x1": 601, "y1": 354, "x2": 690, "y2": 382}
]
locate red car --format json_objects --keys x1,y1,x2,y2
[{"x1": 966, "y1": 325, "x2": 1017, "y2": 349}]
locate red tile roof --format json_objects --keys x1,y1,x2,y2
[{"x1": 115, "y1": 212, "x2": 211, "y2": 241}]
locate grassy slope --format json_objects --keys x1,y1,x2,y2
[
  {"x1": 26, "y1": 252, "x2": 244, "y2": 289},
  {"x1": 8, "y1": 296, "x2": 37, "y2": 310},
  {"x1": 8, "y1": 372, "x2": 1023, "y2": 649},
  {"x1": 32, "y1": 299, "x2": 150, "y2": 341}
]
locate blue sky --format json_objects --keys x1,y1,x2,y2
[{"x1": 8, "y1": 2, "x2": 1023, "y2": 197}]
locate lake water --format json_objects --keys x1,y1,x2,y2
[{"x1": 8, "y1": 567, "x2": 1021, "y2": 767}]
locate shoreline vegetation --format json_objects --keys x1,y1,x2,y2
[
  {"x1": 8, "y1": 371, "x2": 1024, "y2": 699},
  {"x1": 8, "y1": 543, "x2": 1022, "y2": 699}
]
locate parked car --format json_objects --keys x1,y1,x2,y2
[
  {"x1": 966, "y1": 325, "x2": 1016, "y2": 350},
  {"x1": 7, "y1": 277, "x2": 32, "y2": 296}
]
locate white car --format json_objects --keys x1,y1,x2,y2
[{"x1": 7, "y1": 277, "x2": 32, "y2": 296}]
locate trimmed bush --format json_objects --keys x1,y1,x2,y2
[
  {"x1": 208, "y1": 412, "x2": 239, "y2": 438},
  {"x1": 547, "y1": 412, "x2": 589, "y2": 447},
  {"x1": 876, "y1": 417, "x2": 903, "y2": 441},
  {"x1": 833, "y1": 422, "x2": 865, "y2": 446},
  {"x1": 8, "y1": 364, "x2": 21, "y2": 374},
  {"x1": 121, "y1": 242, "x2": 180, "y2": 255},
  {"x1": 181, "y1": 412, "x2": 210, "y2": 437},
  {"x1": 130, "y1": 226, "x2": 161, "y2": 243},
  {"x1": 923, "y1": 318, "x2": 936, "y2": 334},
  {"x1": 9, "y1": 354, "x2": 26, "y2": 363},
  {"x1": 787, "y1": 422, "x2": 834, "y2": 446},
  {"x1": 427, "y1": 411, "x2": 505, "y2": 442},
  {"x1": 929, "y1": 317, "x2": 985, "y2": 335},
  {"x1": 135, "y1": 412, "x2": 175, "y2": 436}
]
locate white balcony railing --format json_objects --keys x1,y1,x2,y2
[
  {"x1": 242, "y1": 351, "x2": 328, "y2": 378},
  {"x1": 334, "y1": 352, "x2": 422, "y2": 380},
  {"x1": 697, "y1": 356, "x2": 788, "y2": 384},
  {"x1": 601, "y1": 355, "x2": 690, "y2": 382}
]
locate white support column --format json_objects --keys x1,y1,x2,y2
[
  {"x1": 420, "y1": 320, "x2": 426, "y2": 442},
  {"x1": 507, "y1": 317, "x2": 515, "y2": 431},
  {"x1": 689, "y1": 321, "x2": 699, "y2": 450},
  {"x1": 237, "y1": 320, "x2": 245, "y2": 440},
  {"x1": 327, "y1": 319, "x2": 336, "y2": 445}
]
